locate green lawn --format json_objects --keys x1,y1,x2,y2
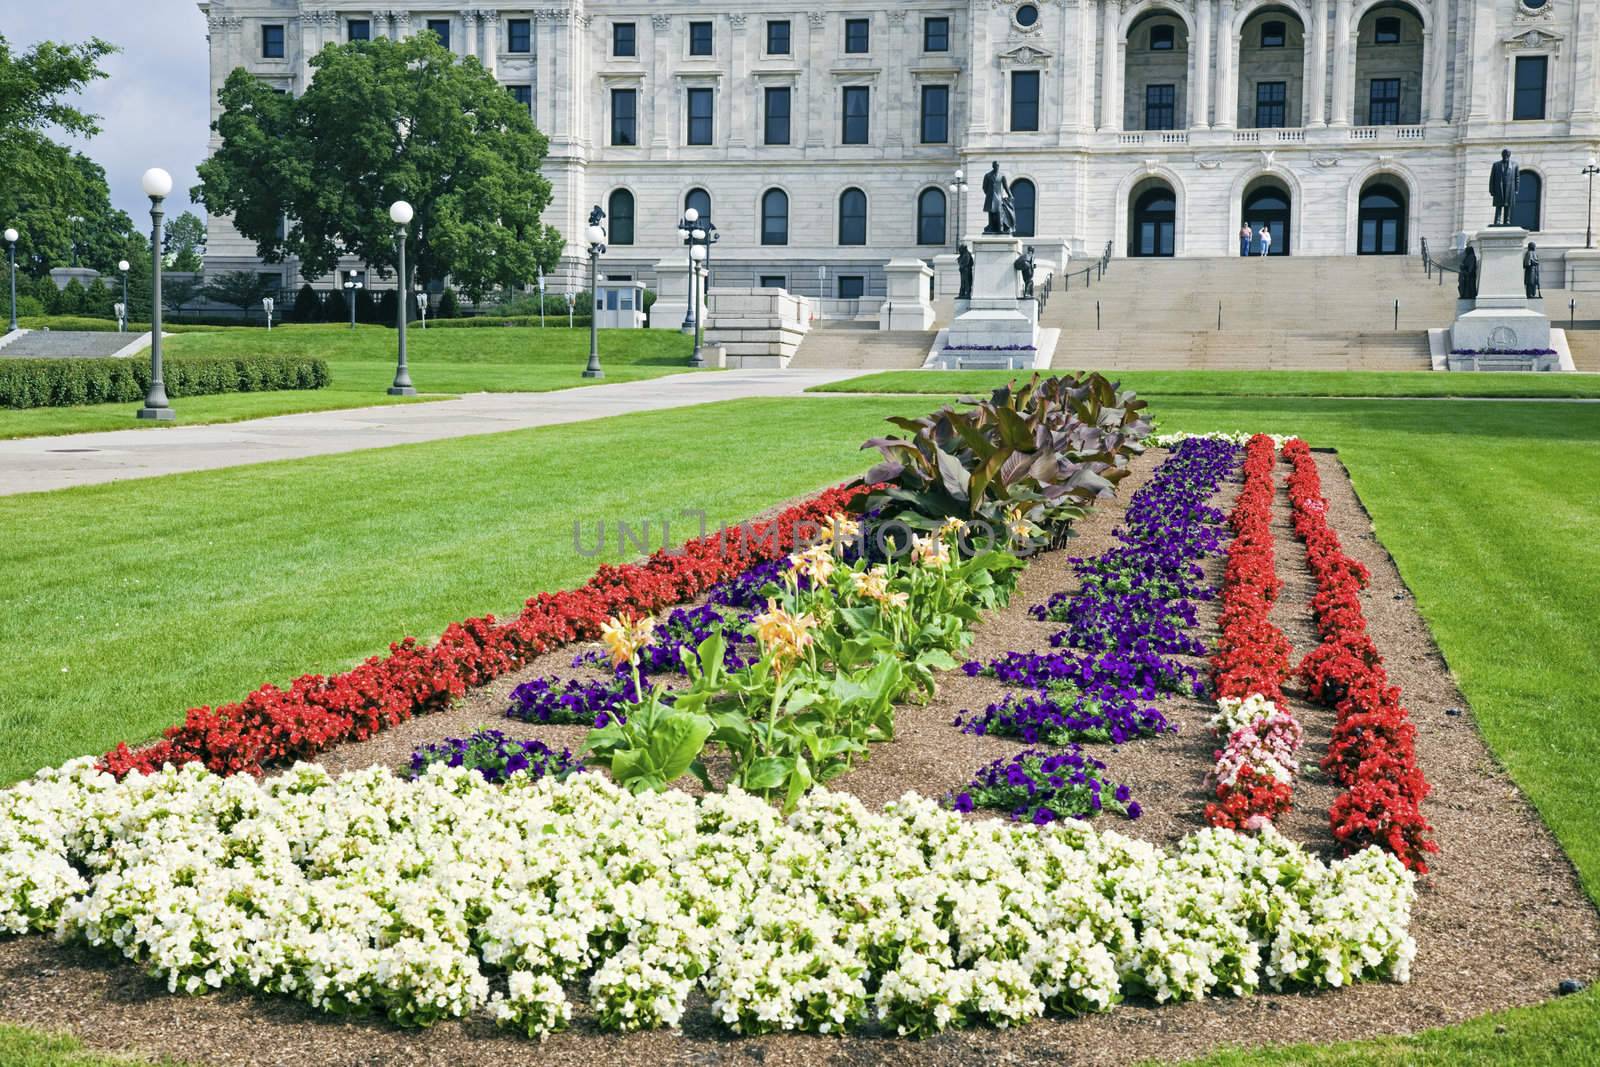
[
  {"x1": 0, "y1": 1026, "x2": 180, "y2": 1066},
  {"x1": 0, "y1": 324, "x2": 701, "y2": 439},
  {"x1": 1, "y1": 392, "x2": 1598, "y2": 1063},
  {"x1": 813, "y1": 369, "x2": 1600, "y2": 399}
]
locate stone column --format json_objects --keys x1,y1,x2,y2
[
  {"x1": 1193, "y1": 0, "x2": 1212, "y2": 127},
  {"x1": 1329, "y1": 0, "x2": 1352, "y2": 127},
  {"x1": 1423, "y1": 0, "x2": 1447, "y2": 123},
  {"x1": 1307, "y1": 0, "x2": 1328, "y2": 127},
  {"x1": 968, "y1": 7, "x2": 990, "y2": 135},
  {"x1": 650, "y1": 15, "x2": 672, "y2": 148},
  {"x1": 1214, "y1": 0, "x2": 1236, "y2": 129},
  {"x1": 729, "y1": 14, "x2": 750, "y2": 148},
  {"x1": 481, "y1": 12, "x2": 499, "y2": 76},
  {"x1": 806, "y1": 13, "x2": 828, "y2": 146},
  {"x1": 1099, "y1": 0, "x2": 1121, "y2": 131},
  {"x1": 885, "y1": 12, "x2": 906, "y2": 147}
]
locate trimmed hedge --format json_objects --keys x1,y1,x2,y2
[
  {"x1": 0, "y1": 354, "x2": 331, "y2": 409},
  {"x1": 428, "y1": 314, "x2": 594, "y2": 329}
]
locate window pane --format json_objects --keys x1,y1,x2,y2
[
  {"x1": 1513, "y1": 173, "x2": 1542, "y2": 230},
  {"x1": 690, "y1": 21, "x2": 713, "y2": 56},
  {"x1": 1375, "y1": 17, "x2": 1400, "y2": 44},
  {"x1": 762, "y1": 190, "x2": 788, "y2": 245},
  {"x1": 1369, "y1": 78, "x2": 1400, "y2": 125},
  {"x1": 1255, "y1": 81, "x2": 1286, "y2": 128},
  {"x1": 510, "y1": 85, "x2": 533, "y2": 112},
  {"x1": 612, "y1": 23, "x2": 635, "y2": 57},
  {"x1": 508, "y1": 19, "x2": 532, "y2": 52},
  {"x1": 263, "y1": 25, "x2": 284, "y2": 58},
  {"x1": 347, "y1": 20, "x2": 370, "y2": 43},
  {"x1": 925, "y1": 17, "x2": 950, "y2": 52},
  {"x1": 840, "y1": 189, "x2": 867, "y2": 245},
  {"x1": 608, "y1": 190, "x2": 635, "y2": 245},
  {"x1": 1151, "y1": 25, "x2": 1174, "y2": 51},
  {"x1": 843, "y1": 87, "x2": 870, "y2": 144},
  {"x1": 686, "y1": 188, "x2": 712, "y2": 220},
  {"x1": 1514, "y1": 56, "x2": 1547, "y2": 120},
  {"x1": 921, "y1": 85, "x2": 950, "y2": 144},
  {"x1": 837, "y1": 276, "x2": 865, "y2": 299},
  {"x1": 760, "y1": 275, "x2": 787, "y2": 289},
  {"x1": 764, "y1": 87, "x2": 791, "y2": 145},
  {"x1": 1012, "y1": 180, "x2": 1036, "y2": 237},
  {"x1": 427, "y1": 20, "x2": 450, "y2": 49},
  {"x1": 845, "y1": 19, "x2": 870, "y2": 53},
  {"x1": 611, "y1": 89, "x2": 636, "y2": 145},
  {"x1": 687, "y1": 88, "x2": 714, "y2": 144},
  {"x1": 767, "y1": 20, "x2": 791, "y2": 55},
  {"x1": 1011, "y1": 71, "x2": 1040, "y2": 131},
  {"x1": 1145, "y1": 84, "x2": 1175, "y2": 130},
  {"x1": 1262, "y1": 20, "x2": 1285, "y2": 47},
  {"x1": 917, "y1": 188, "x2": 946, "y2": 245}
]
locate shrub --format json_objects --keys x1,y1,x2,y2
[
  {"x1": 291, "y1": 283, "x2": 321, "y2": 323},
  {"x1": 0, "y1": 353, "x2": 331, "y2": 409},
  {"x1": 437, "y1": 287, "x2": 460, "y2": 318}
]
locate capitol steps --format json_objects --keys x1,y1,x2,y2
[
  {"x1": 786, "y1": 320, "x2": 931, "y2": 370},
  {"x1": 1047, "y1": 330, "x2": 1433, "y2": 372}
]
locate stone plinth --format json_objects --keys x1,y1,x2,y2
[
  {"x1": 704, "y1": 288, "x2": 812, "y2": 368},
  {"x1": 1449, "y1": 228, "x2": 1551, "y2": 358},
  {"x1": 944, "y1": 235, "x2": 1037, "y2": 358},
  {"x1": 878, "y1": 259, "x2": 935, "y2": 331},
  {"x1": 651, "y1": 259, "x2": 693, "y2": 332}
]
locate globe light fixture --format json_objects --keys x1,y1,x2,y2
[
  {"x1": 388, "y1": 200, "x2": 417, "y2": 395},
  {"x1": 4, "y1": 227, "x2": 18, "y2": 333},
  {"x1": 117, "y1": 259, "x2": 131, "y2": 333},
  {"x1": 137, "y1": 168, "x2": 175, "y2": 420}
]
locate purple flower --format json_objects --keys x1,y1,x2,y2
[{"x1": 953, "y1": 792, "x2": 974, "y2": 813}]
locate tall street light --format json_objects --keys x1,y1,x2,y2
[
  {"x1": 117, "y1": 259, "x2": 130, "y2": 333},
  {"x1": 677, "y1": 208, "x2": 719, "y2": 364},
  {"x1": 67, "y1": 215, "x2": 84, "y2": 268},
  {"x1": 136, "y1": 168, "x2": 175, "y2": 421},
  {"x1": 582, "y1": 205, "x2": 608, "y2": 379},
  {"x1": 1585, "y1": 155, "x2": 1600, "y2": 250},
  {"x1": 388, "y1": 201, "x2": 417, "y2": 396},
  {"x1": 343, "y1": 272, "x2": 364, "y2": 329},
  {"x1": 4, "y1": 227, "x2": 17, "y2": 333}
]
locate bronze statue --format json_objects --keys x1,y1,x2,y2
[
  {"x1": 1524, "y1": 242, "x2": 1541, "y2": 299},
  {"x1": 1014, "y1": 246, "x2": 1036, "y2": 299},
  {"x1": 982, "y1": 162, "x2": 1015, "y2": 235},
  {"x1": 1490, "y1": 149, "x2": 1520, "y2": 227},
  {"x1": 1457, "y1": 245, "x2": 1478, "y2": 300},
  {"x1": 957, "y1": 244, "x2": 974, "y2": 300}
]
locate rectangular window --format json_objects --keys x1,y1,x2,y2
[
  {"x1": 767, "y1": 20, "x2": 791, "y2": 55},
  {"x1": 1145, "y1": 84, "x2": 1176, "y2": 131},
  {"x1": 921, "y1": 85, "x2": 950, "y2": 144},
  {"x1": 845, "y1": 18, "x2": 870, "y2": 54},
  {"x1": 508, "y1": 19, "x2": 532, "y2": 53},
  {"x1": 687, "y1": 87, "x2": 714, "y2": 144},
  {"x1": 1368, "y1": 78, "x2": 1401, "y2": 125},
  {"x1": 610, "y1": 89, "x2": 637, "y2": 145},
  {"x1": 1514, "y1": 56, "x2": 1548, "y2": 120},
  {"x1": 764, "y1": 87, "x2": 792, "y2": 145},
  {"x1": 1011, "y1": 71, "x2": 1041, "y2": 131},
  {"x1": 689, "y1": 21, "x2": 713, "y2": 56},
  {"x1": 509, "y1": 85, "x2": 533, "y2": 112},
  {"x1": 262, "y1": 25, "x2": 285, "y2": 59},
  {"x1": 426, "y1": 19, "x2": 451, "y2": 49},
  {"x1": 1374, "y1": 16, "x2": 1401, "y2": 44},
  {"x1": 1261, "y1": 20, "x2": 1286, "y2": 47},
  {"x1": 1150, "y1": 25, "x2": 1175, "y2": 51},
  {"x1": 837, "y1": 276, "x2": 865, "y2": 299},
  {"x1": 759, "y1": 275, "x2": 787, "y2": 290},
  {"x1": 347, "y1": 19, "x2": 370, "y2": 43},
  {"x1": 842, "y1": 86, "x2": 870, "y2": 144},
  {"x1": 612, "y1": 22, "x2": 635, "y2": 57},
  {"x1": 924, "y1": 17, "x2": 950, "y2": 53},
  {"x1": 1255, "y1": 81, "x2": 1287, "y2": 128}
]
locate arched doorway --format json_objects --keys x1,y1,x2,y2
[
  {"x1": 1237, "y1": 7, "x2": 1306, "y2": 128},
  {"x1": 1242, "y1": 180, "x2": 1291, "y2": 255},
  {"x1": 1357, "y1": 180, "x2": 1407, "y2": 254},
  {"x1": 1354, "y1": 3, "x2": 1424, "y2": 126},
  {"x1": 1130, "y1": 181, "x2": 1177, "y2": 257}
]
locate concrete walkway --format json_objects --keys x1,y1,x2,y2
[{"x1": 0, "y1": 369, "x2": 860, "y2": 496}]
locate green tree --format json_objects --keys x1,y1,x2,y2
[
  {"x1": 195, "y1": 34, "x2": 562, "y2": 302},
  {"x1": 162, "y1": 276, "x2": 205, "y2": 317},
  {"x1": 201, "y1": 270, "x2": 273, "y2": 316},
  {"x1": 83, "y1": 276, "x2": 114, "y2": 318},
  {"x1": 58, "y1": 277, "x2": 85, "y2": 314},
  {"x1": 290, "y1": 282, "x2": 321, "y2": 323},
  {"x1": 162, "y1": 210, "x2": 207, "y2": 272}
]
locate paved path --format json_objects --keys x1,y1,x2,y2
[{"x1": 0, "y1": 369, "x2": 860, "y2": 496}]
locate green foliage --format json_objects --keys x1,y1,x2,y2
[
  {"x1": 161, "y1": 211, "x2": 206, "y2": 273},
  {"x1": 436, "y1": 288, "x2": 459, "y2": 318},
  {"x1": 202, "y1": 270, "x2": 274, "y2": 312},
  {"x1": 290, "y1": 283, "x2": 320, "y2": 323},
  {"x1": 0, "y1": 353, "x2": 330, "y2": 408},
  {"x1": 194, "y1": 34, "x2": 563, "y2": 299},
  {"x1": 161, "y1": 276, "x2": 205, "y2": 316},
  {"x1": 57, "y1": 278, "x2": 85, "y2": 315},
  {"x1": 82, "y1": 277, "x2": 114, "y2": 318},
  {"x1": 428, "y1": 313, "x2": 594, "y2": 329}
]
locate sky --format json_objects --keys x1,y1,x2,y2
[{"x1": 9, "y1": 1, "x2": 212, "y2": 219}]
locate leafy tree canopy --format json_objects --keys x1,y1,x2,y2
[
  {"x1": 202, "y1": 269, "x2": 273, "y2": 311},
  {"x1": 163, "y1": 211, "x2": 207, "y2": 273},
  {"x1": 195, "y1": 35, "x2": 563, "y2": 300}
]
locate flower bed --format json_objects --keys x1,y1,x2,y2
[
  {"x1": 0, "y1": 759, "x2": 1416, "y2": 1039},
  {"x1": 1283, "y1": 440, "x2": 1438, "y2": 873}
]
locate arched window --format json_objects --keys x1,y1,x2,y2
[
  {"x1": 1513, "y1": 172, "x2": 1542, "y2": 232},
  {"x1": 685, "y1": 187, "x2": 711, "y2": 221},
  {"x1": 917, "y1": 187, "x2": 947, "y2": 245},
  {"x1": 1357, "y1": 181, "x2": 1407, "y2": 255},
  {"x1": 608, "y1": 189, "x2": 635, "y2": 245},
  {"x1": 761, "y1": 188, "x2": 789, "y2": 245},
  {"x1": 1011, "y1": 179, "x2": 1037, "y2": 237},
  {"x1": 839, "y1": 188, "x2": 867, "y2": 245}
]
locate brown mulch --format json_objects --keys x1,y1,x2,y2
[{"x1": 2, "y1": 449, "x2": 1597, "y2": 1067}]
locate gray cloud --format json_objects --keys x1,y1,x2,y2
[{"x1": 8, "y1": 1, "x2": 211, "y2": 221}]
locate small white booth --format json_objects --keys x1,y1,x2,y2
[{"x1": 594, "y1": 280, "x2": 647, "y2": 329}]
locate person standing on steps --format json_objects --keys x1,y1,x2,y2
[
  {"x1": 1258, "y1": 225, "x2": 1272, "y2": 257},
  {"x1": 1239, "y1": 223, "x2": 1253, "y2": 257}
]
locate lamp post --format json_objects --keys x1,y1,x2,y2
[
  {"x1": 583, "y1": 205, "x2": 608, "y2": 379},
  {"x1": 417, "y1": 285, "x2": 428, "y2": 329},
  {"x1": 117, "y1": 259, "x2": 130, "y2": 332},
  {"x1": 343, "y1": 273, "x2": 364, "y2": 329},
  {"x1": 136, "y1": 168, "x2": 175, "y2": 421},
  {"x1": 262, "y1": 296, "x2": 275, "y2": 330},
  {"x1": 6, "y1": 228, "x2": 19, "y2": 333},
  {"x1": 67, "y1": 214, "x2": 84, "y2": 268},
  {"x1": 1585, "y1": 155, "x2": 1600, "y2": 250},
  {"x1": 565, "y1": 290, "x2": 574, "y2": 328},
  {"x1": 949, "y1": 165, "x2": 969, "y2": 246},
  {"x1": 536, "y1": 265, "x2": 546, "y2": 328},
  {"x1": 676, "y1": 209, "x2": 719, "y2": 366},
  {"x1": 388, "y1": 200, "x2": 417, "y2": 395}
]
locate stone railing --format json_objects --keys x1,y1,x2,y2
[{"x1": 704, "y1": 288, "x2": 813, "y2": 369}]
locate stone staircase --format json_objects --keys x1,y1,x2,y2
[
  {"x1": 1563, "y1": 331, "x2": 1600, "y2": 372},
  {"x1": 786, "y1": 320, "x2": 932, "y2": 370},
  {"x1": 0, "y1": 330, "x2": 141, "y2": 358},
  {"x1": 1040, "y1": 256, "x2": 1452, "y2": 371}
]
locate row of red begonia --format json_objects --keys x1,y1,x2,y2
[
  {"x1": 1204, "y1": 435, "x2": 1299, "y2": 830},
  {"x1": 102, "y1": 485, "x2": 868, "y2": 778},
  {"x1": 1283, "y1": 439, "x2": 1439, "y2": 873}
]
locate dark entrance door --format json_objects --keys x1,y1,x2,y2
[
  {"x1": 1357, "y1": 183, "x2": 1407, "y2": 255},
  {"x1": 1130, "y1": 186, "x2": 1176, "y2": 257},
  {"x1": 1242, "y1": 186, "x2": 1291, "y2": 255}
]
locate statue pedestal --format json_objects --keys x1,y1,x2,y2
[
  {"x1": 878, "y1": 259, "x2": 935, "y2": 331},
  {"x1": 943, "y1": 235, "x2": 1038, "y2": 361},
  {"x1": 1450, "y1": 228, "x2": 1551, "y2": 358}
]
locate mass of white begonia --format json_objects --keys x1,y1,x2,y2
[
  {"x1": 0, "y1": 758, "x2": 1416, "y2": 1039},
  {"x1": 1151, "y1": 431, "x2": 1299, "y2": 448}
]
